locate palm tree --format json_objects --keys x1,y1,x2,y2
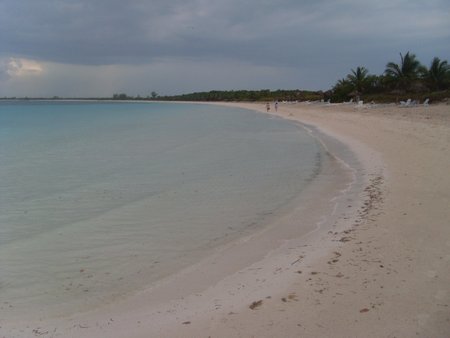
[
  {"x1": 423, "y1": 57, "x2": 450, "y2": 91},
  {"x1": 385, "y1": 52, "x2": 424, "y2": 91},
  {"x1": 346, "y1": 66, "x2": 370, "y2": 93}
]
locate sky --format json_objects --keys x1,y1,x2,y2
[{"x1": 1, "y1": 0, "x2": 449, "y2": 97}]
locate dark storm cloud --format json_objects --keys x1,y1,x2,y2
[{"x1": 2, "y1": 0, "x2": 447, "y2": 65}]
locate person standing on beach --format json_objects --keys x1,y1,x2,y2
[
  {"x1": 274, "y1": 100, "x2": 278, "y2": 112},
  {"x1": 266, "y1": 102, "x2": 270, "y2": 112}
]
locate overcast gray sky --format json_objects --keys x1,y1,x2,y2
[{"x1": 1, "y1": 0, "x2": 449, "y2": 97}]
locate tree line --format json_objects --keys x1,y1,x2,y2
[
  {"x1": 110, "y1": 89, "x2": 327, "y2": 103},
  {"x1": 156, "y1": 89, "x2": 324, "y2": 102},
  {"x1": 332, "y1": 52, "x2": 450, "y2": 103}
]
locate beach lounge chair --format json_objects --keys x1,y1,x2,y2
[
  {"x1": 400, "y1": 99, "x2": 411, "y2": 107},
  {"x1": 423, "y1": 98, "x2": 430, "y2": 107}
]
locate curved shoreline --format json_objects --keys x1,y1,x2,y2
[
  {"x1": 4, "y1": 101, "x2": 450, "y2": 337},
  {"x1": 1, "y1": 102, "x2": 381, "y2": 337}
]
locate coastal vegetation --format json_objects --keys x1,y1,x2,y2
[
  {"x1": 154, "y1": 52, "x2": 449, "y2": 104},
  {"x1": 155, "y1": 89, "x2": 323, "y2": 102},
  {"x1": 332, "y1": 52, "x2": 450, "y2": 103}
]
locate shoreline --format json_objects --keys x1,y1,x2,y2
[
  {"x1": 3, "y1": 102, "x2": 364, "y2": 337},
  {"x1": 3, "y1": 101, "x2": 450, "y2": 337},
  {"x1": 203, "y1": 101, "x2": 450, "y2": 337}
]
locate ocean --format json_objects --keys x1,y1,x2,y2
[{"x1": 0, "y1": 101, "x2": 323, "y2": 319}]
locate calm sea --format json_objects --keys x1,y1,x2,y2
[{"x1": 0, "y1": 101, "x2": 322, "y2": 319}]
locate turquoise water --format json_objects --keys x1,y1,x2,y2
[{"x1": 0, "y1": 101, "x2": 322, "y2": 319}]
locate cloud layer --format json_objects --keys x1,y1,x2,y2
[{"x1": 1, "y1": 0, "x2": 449, "y2": 96}]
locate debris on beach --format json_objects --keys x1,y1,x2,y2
[
  {"x1": 339, "y1": 236, "x2": 353, "y2": 242},
  {"x1": 249, "y1": 300, "x2": 263, "y2": 310}
]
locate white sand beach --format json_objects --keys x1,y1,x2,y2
[
  {"x1": 3, "y1": 101, "x2": 450, "y2": 338},
  {"x1": 195, "y1": 101, "x2": 450, "y2": 338}
]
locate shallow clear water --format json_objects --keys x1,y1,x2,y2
[{"x1": 0, "y1": 101, "x2": 322, "y2": 318}]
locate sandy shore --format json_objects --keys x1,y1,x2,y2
[
  {"x1": 3, "y1": 101, "x2": 450, "y2": 337},
  {"x1": 204, "y1": 101, "x2": 450, "y2": 338}
]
